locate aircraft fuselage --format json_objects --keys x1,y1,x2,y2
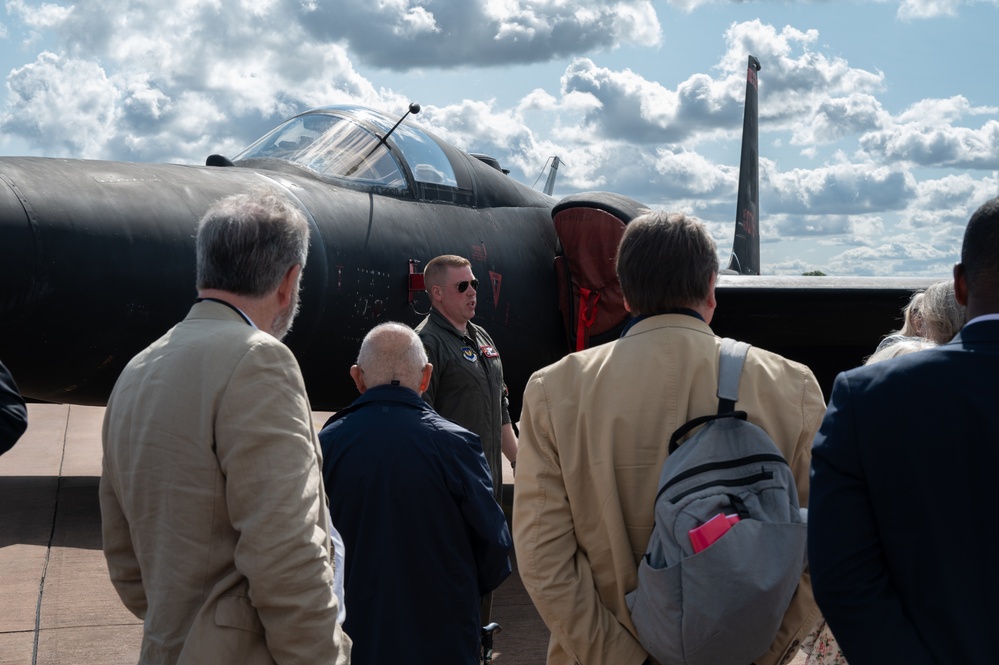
[{"x1": 0, "y1": 155, "x2": 566, "y2": 411}]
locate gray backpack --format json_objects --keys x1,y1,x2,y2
[{"x1": 625, "y1": 338, "x2": 807, "y2": 665}]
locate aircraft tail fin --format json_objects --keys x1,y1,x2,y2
[
  {"x1": 725, "y1": 55, "x2": 761, "y2": 275},
  {"x1": 543, "y1": 156, "x2": 561, "y2": 196}
]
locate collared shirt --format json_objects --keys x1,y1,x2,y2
[{"x1": 621, "y1": 308, "x2": 704, "y2": 337}]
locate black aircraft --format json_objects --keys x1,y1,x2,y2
[{"x1": 0, "y1": 57, "x2": 931, "y2": 412}]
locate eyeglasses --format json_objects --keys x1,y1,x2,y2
[{"x1": 456, "y1": 279, "x2": 479, "y2": 293}]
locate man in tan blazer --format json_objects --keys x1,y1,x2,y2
[
  {"x1": 513, "y1": 211, "x2": 824, "y2": 665},
  {"x1": 100, "y1": 189, "x2": 351, "y2": 664}
]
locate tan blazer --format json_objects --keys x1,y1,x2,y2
[
  {"x1": 100, "y1": 301, "x2": 351, "y2": 664},
  {"x1": 513, "y1": 314, "x2": 824, "y2": 665}
]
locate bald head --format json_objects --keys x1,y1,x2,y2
[{"x1": 351, "y1": 322, "x2": 431, "y2": 393}]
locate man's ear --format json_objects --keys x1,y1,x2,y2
[
  {"x1": 349, "y1": 365, "x2": 366, "y2": 394},
  {"x1": 276, "y1": 264, "x2": 302, "y2": 308},
  {"x1": 954, "y1": 263, "x2": 968, "y2": 307},
  {"x1": 419, "y1": 363, "x2": 433, "y2": 394},
  {"x1": 702, "y1": 272, "x2": 718, "y2": 325}
]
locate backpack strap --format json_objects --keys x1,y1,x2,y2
[
  {"x1": 668, "y1": 410, "x2": 748, "y2": 454},
  {"x1": 717, "y1": 337, "x2": 751, "y2": 414},
  {"x1": 667, "y1": 338, "x2": 753, "y2": 454}
]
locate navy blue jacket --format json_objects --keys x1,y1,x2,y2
[
  {"x1": 809, "y1": 320, "x2": 999, "y2": 665},
  {"x1": 320, "y1": 385, "x2": 511, "y2": 665}
]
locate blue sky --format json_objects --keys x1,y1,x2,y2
[{"x1": 1, "y1": 0, "x2": 997, "y2": 277}]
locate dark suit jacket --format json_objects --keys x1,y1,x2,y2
[
  {"x1": 320, "y1": 384, "x2": 511, "y2": 665},
  {"x1": 809, "y1": 319, "x2": 999, "y2": 665},
  {"x1": 0, "y1": 359, "x2": 27, "y2": 455}
]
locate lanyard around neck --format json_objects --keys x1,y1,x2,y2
[{"x1": 196, "y1": 297, "x2": 254, "y2": 327}]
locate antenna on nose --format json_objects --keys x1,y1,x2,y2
[
  {"x1": 345, "y1": 102, "x2": 421, "y2": 177},
  {"x1": 382, "y1": 103, "x2": 421, "y2": 145}
]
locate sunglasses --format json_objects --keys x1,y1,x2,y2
[{"x1": 456, "y1": 279, "x2": 479, "y2": 293}]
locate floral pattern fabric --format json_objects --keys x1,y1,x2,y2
[{"x1": 801, "y1": 619, "x2": 848, "y2": 665}]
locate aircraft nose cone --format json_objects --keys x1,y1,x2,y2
[{"x1": 0, "y1": 171, "x2": 35, "y2": 330}]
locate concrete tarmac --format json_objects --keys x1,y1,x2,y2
[
  {"x1": 0, "y1": 404, "x2": 551, "y2": 664},
  {"x1": 0, "y1": 404, "x2": 808, "y2": 664}
]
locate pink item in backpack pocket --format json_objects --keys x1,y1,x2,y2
[{"x1": 689, "y1": 513, "x2": 741, "y2": 553}]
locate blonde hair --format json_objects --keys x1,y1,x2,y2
[
  {"x1": 865, "y1": 338, "x2": 936, "y2": 365},
  {"x1": 920, "y1": 280, "x2": 965, "y2": 344},
  {"x1": 898, "y1": 291, "x2": 924, "y2": 337}
]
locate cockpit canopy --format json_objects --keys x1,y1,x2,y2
[
  {"x1": 231, "y1": 104, "x2": 555, "y2": 210},
  {"x1": 234, "y1": 106, "x2": 458, "y2": 193}
]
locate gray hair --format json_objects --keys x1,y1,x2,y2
[
  {"x1": 196, "y1": 188, "x2": 310, "y2": 297},
  {"x1": 356, "y1": 322, "x2": 428, "y2": 390}
]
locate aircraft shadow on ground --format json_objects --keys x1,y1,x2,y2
[{"x1": 0, "y1": 476, "x2": 102, "y2": 550}]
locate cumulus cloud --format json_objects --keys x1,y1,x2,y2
[
  {"x1": 532, "y1": 17, "x2": 897, "y2": 164},
  {"x1": 297, "y1": 0, "x2": 662, "y2": 70},
  {"x1": 1, "y1": 0, "x2": 385, "y2": 160},
  {"x1": 859, "y1": 98, "x2": 999, "y2": 169},
  {"x1": 0, "y1": 2, "x2": 995, "y2": 277},
  {"x1": 719, "y1": 20, "x2": 887, "y2": 134},
  {"x1": 0, "y1": 0, "x2": 665, "y2": 161},
  {"x1": 1, "y1": 52, "x2": 119, "y2": 157},
  {"x1": 767, "y1": 162, "x2": 917, "y2": 216},
  {"x1": 900, "y1": 172, "x2": 999, "y2": 227},
  {"x1": 558, "y1": 58, "x2": 685, "y2": 142},
  {"x1": 425, "y1": 98, "x2": 539, "y2": 158},
  {"x1": 403, "y1": 14, "x2": 992, "y2": 275},
  {"x1": 790, "y1": 94, "x2": 889, "y2": 146},
  {"x1": 896, "y1": 0, "x2": 962, "y2": 19},
  {"x1": 773, "y1": 214, "x2": 856, "y2": 239},
  {"x1": 825, "y1": 241, "x2": 955, "y2": 276},
  {"x1": 661, "y1": 0, "x2": 984, "y2": 21},
  {"x1": 864, "y1": 122, "x2": 999, "y2": 169},
  {"x1": 550, "y1": 52, "x2": 759, "y2": 147}
]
